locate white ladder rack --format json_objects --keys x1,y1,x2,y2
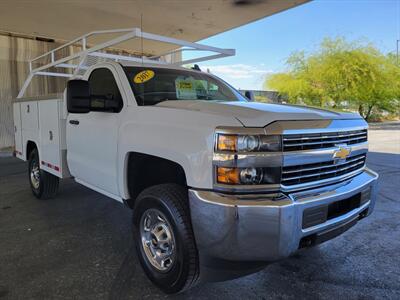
[{"x1": 17, "y1": 27, "x2": 235, "y2": 98}]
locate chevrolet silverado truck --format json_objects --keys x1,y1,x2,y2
[{"x1": 13, "y1": 28, "x2": 378, "y2": 294}]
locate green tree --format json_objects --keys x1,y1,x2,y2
[{"x1": 265, "y1": 37, "x2": 400, "y2": 121}]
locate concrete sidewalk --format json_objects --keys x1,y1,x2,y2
[{"x1": 0, "y1": 147, "x2": 13, "y2": 158}]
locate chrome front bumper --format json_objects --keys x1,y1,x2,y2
[{"x1": 189, "y1": 168, "x2": 378, "y2": 262}]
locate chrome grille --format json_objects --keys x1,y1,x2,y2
[
  {"x1": 282, "y1": 154, "x2": 366, "y2": 186},
  {"x1": 283, "y1": 129, "x2": 367, "y2": 151}
]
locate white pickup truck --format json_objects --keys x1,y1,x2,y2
[{"x1": 13, "y1": 29, "x2": 378, "y2": 293}]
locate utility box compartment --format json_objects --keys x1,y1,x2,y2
[
  {"x1": 14, "y1": 96, "x2": 70, "y2": 179},
  {"x1": 38, "y1": 100, "x2": 62, "y2": 177},
  {"x1": 21, "y1": 101, "x2": 39, "y2": 131}
]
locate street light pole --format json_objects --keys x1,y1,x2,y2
[{"x1": 397, "y1": 39, "x2": 399, "y2": 65}]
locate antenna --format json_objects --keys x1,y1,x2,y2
[
  {"x1": 141, "y1": 13, "x2": 145, "y2": 105},
  {"x1": 141, "y1": 14, "x2": 144, "y2": 66}
]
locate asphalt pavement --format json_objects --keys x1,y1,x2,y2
[{"x1": 0, "y1": 124, "x2": 399, "y2": 299}]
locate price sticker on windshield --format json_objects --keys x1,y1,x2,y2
[
  {"x1": 133, "y1": 70, "x2": 155, "y2": 84},
  {"x1": 178, "y1": 82, "x2": 193, "y2": 90},
  {"x1": 175, "y1": 79, "x2": 197, "y2": 99}
]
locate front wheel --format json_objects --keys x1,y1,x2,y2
[
  {"x1": 132, "y1": 184, "x2": 199, "y2": 294},
  {"x1": 28, "y1": 148, "x2": 59, "y2": 199}
]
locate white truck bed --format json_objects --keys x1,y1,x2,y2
[{"x1": 13, "y1": 94, "x2": 70, "y2": 178}]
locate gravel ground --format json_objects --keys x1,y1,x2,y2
[{"x1": 0, "y1": 124, "x2": 399, "y2": 299}]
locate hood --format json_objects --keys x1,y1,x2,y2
[{"x1": 155, "y1": 100, "x2": 361, "y2": 127}]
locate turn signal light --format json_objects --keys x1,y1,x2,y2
[
  {"x1": 217, "y1": 135, "x2": 237, "y2": 151},
  {"x1": 217, "y1": 167, "x2": 240, "y2": 184}
]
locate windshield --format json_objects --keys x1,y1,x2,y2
[{"x1": 124, "y1": 66, "x2": 247, "y2": 106}]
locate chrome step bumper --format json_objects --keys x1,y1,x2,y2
[{"x1": 189, "y1": 168, "x2": 378, "y2": 262}]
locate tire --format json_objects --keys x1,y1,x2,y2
[
  {"x1": 132, "y1": 184, "x2": 199, "y2": 294},
  {"x1": 28, "y1": 148, "x2": 59, "y2": 199}
]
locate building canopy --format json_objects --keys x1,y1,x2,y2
[{"x1": 0, "y1": 0, "x2": 308, "y2": 55}]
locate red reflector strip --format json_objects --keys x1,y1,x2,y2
[{"x1": 41, "y1": 160, "x2": 60, "y2": 172}]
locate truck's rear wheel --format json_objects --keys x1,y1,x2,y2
[
  {"x1": 28, "y1": 148, "x2": 59, "y2": 199},
  {"x1": 132, "y1": 184, "x2": 199, "y2": 294}
]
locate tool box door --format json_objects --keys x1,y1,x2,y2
[{"x1": 38, "y1": 100, "x2": 61, "y2": 177}]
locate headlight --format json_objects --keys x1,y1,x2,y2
[
  {"x1": 216, "y1": 166, "x2": 281, "y2": 185},
  {"x1": 214, "y1": 129, "x2": 282, "y2": 190},
  {"x1": 217, "y1": 134, "x2": 281, "y2": 152},
  {"x1": 239, "y1": 167, "x2": 263, "y2": 184},
  {"x1": 238, "y1": 135, "x2": 260, "y2": 152}
]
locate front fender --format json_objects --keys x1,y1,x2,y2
[{"x1": 116, "y1": 106, "x2": 242, "y2": 199}]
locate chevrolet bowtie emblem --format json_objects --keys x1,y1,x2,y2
[{"x1": 333, "y1": 144, "x2": 351, "y2": 160}]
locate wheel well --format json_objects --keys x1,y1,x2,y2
[
  {"x1": 126, "y1": 152, "x2": 187, "y2": 208},
  {"x1": 26, "y1": 141, "x2": 37, "y2": 160}
]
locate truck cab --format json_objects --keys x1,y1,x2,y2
[{"x1": 13, "y1": 28, "x2": 378, "y2": 294}]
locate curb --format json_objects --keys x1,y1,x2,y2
[{"x1": 0, "y1": 152, "x2": 13, "y2": 158}]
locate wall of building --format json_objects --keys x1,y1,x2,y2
[{"x1": 0, "y1": 34, "x2": 73, "y2": 148}]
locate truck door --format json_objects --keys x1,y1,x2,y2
[{"x1": 66, "y1": 67, "x2": 124, "y2": 197}]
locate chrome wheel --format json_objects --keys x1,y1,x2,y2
[
  {"x1": 140, "y1": 208, "x2": 176, "y2": 272},
  {"x1": 30, "y1": 160, "x2": 40, "y2": 190}
]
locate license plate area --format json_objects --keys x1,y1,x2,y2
[
  {"x1": 299, "y1": 216, "x2": 360, "y2": 249},
  {"x1": 302, "y1": 193, "x2": 361, "y2": 229}
]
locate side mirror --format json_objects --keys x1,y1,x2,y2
[
  {"x1": 244, "y1": 90, "x2": 255, "y2": 101},
  {"x1": 67, "y1": 80, "x2": 91, "y2": 113}
]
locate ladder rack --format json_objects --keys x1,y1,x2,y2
[{"x1": 17, "y1": 27, "x2": 235, "y2": 98}]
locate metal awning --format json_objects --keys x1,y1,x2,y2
[{"x1": 0, "y1": 0, "x2": 309, "y2": 55}]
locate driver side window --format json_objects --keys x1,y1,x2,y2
[{"x1": 88, "y1": 68, "x2": 123, "y2": 113}]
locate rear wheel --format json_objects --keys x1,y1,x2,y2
[
  {"x1": 28, "y1": 148, "x2": 59, "y2": 199},
  {"x1": 132, "y1": 184, "x2": 199, "y2": 294}
]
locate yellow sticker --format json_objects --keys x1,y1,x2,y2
[
  {"x1": 133, "y1": 70, "x2": 155, "y2": 84},
  {"x1": 178, "y1": 82, "x2": 193, "y2": 89}
]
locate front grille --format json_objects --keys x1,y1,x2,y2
[
  {"x1": 282, "y1": 153, "x2": 366, "y2": 186},
  {"x1": 283, "y1": 129, "x2": 367, "y2": 151}
]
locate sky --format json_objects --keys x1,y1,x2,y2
[{"x1": 185, "y1": 0, "x2": 400, "y2": 91}]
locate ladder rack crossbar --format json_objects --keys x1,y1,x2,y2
[{"x1": 18, "y1": 27, "x2": 235, "y2": 98}]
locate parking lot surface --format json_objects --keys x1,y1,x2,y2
[{"x1": 0, "y1": 124, "x2": 399, "y2": 299}]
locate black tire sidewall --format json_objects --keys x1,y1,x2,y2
[
  {"x1": 133, "y1": 194, "x2": 192, "y2": 293},
  {"x1": 28, "y1": 149, "x2": 43, "y2": 198}
]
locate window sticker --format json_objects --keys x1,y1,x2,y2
[
  {"x1": 175, "y1": 77, "x2": 197, "y2": 99},
  {"x1": 133, "y1": 70, "x2": 155, "y2": 84}
]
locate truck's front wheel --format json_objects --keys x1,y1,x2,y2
[
  {"x1": 132, "y1": 184, "x2": 199, "y2": 294},
  {"x1": 28, "y1": 148, "x2": 59, "y2": 199}
]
